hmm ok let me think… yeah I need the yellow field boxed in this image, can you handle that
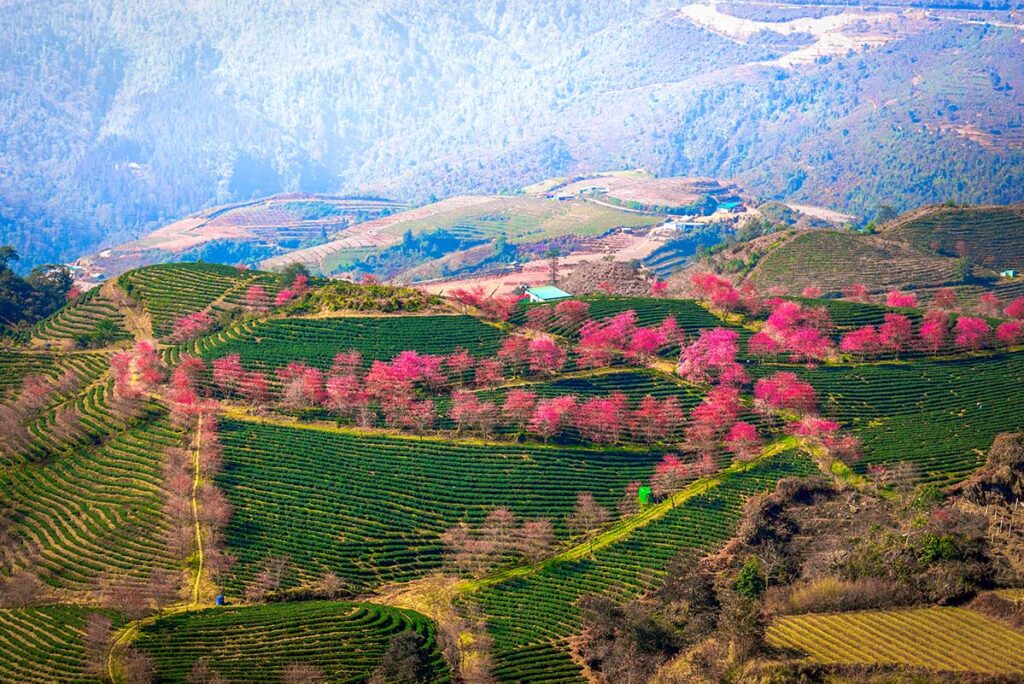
[767,607,1024,675]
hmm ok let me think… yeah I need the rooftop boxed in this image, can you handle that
[526,285,572,301]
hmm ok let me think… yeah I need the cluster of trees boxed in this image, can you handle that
[673,320,860,468]
[441,508,556,576]
[455,388,688,446]
[748,300,834,363]
[111,341,164,399]
[0,246,74,335]
[839,296,1024,358]
[163,412,235,589]
[442,494,619,578]
[690,273,762,314]
[449,286,522,322]
[0,370,82,456]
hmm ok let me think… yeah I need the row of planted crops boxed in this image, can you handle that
[197,314,506,370]
[0,605,122,683]
[118,262,278,338]
[133,601,451,683]
[31,288,132,346]
[475,450,816,683]
[0,402,182,594]
[781,351,1024,483]
[215,418,666,594]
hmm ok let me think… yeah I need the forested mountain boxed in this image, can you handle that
[2,0,1024,269]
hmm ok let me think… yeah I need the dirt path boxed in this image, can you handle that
[190,416,205,606]
[101,280,154,342]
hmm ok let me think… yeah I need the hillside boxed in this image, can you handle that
[679,203,1024,299]
[259,192,663,277]
[3,2,1024,270]
[885,204,1024,272]
[747,230,962,294]
[74,195,405,283]
[1,260,1024,681]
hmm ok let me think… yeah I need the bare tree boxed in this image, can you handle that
[98,574,150,620]
[186,658,228,684]
[121,647,155,684]
[146,567,181,609]
[440,523,496,576]
[315,571,346,599]
[566,493,610,536]
[517,519,556,563]
[245,556,293,602]
[83,613,113,678]
[481,508,518,556]
[0,570,41,608]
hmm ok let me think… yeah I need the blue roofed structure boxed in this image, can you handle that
[525,285,572,302]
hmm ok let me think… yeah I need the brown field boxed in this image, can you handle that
[415,232,663,296]
[118,195,406,255]
[767,606,1024,675]
[264,194,661,273]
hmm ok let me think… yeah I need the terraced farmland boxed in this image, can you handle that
[767,607,1024,675]
[512,294,742,350]
[0,407,183,593]
[791,297,921,334]
[31,288,131,346]
[216,418,665,593]
[475,450,816,683]
[0,605,122,683]
[887,204,1024,272]
[747,231,959,294]
[0,350,63,398]
[119,262,277,338]
[481,369,703,405]
[134,601,450,683]
[201,315,505,370]
[787,351,1024,483]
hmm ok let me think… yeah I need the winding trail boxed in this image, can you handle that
[107,416,206,682]
[190,415,205,606]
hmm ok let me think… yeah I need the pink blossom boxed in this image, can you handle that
[839,326,881,356]
[954,316,991,351]
[527,337,567,375]
[996,321,1024,347]
[1006,297,1024,320]
[886,290,918,308]
[275,289,297,307]
[753,372,817,415]
[528,396,578,440]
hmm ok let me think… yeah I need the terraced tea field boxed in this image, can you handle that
[119,263,278,338]
[0,605,122,683]
[0,349,78,398]
[512,294,743,351]
[216,418,664,593]
[201,314,506,370]
[788,351,1024,482]
[134,601,450,683]
[747,231,958,294]
[0,407,183,593]
[767,607,1024,675]
[475,451,816,683]
[887,204,1024,272]
[31,288,131,346]
[480,369,703,405]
